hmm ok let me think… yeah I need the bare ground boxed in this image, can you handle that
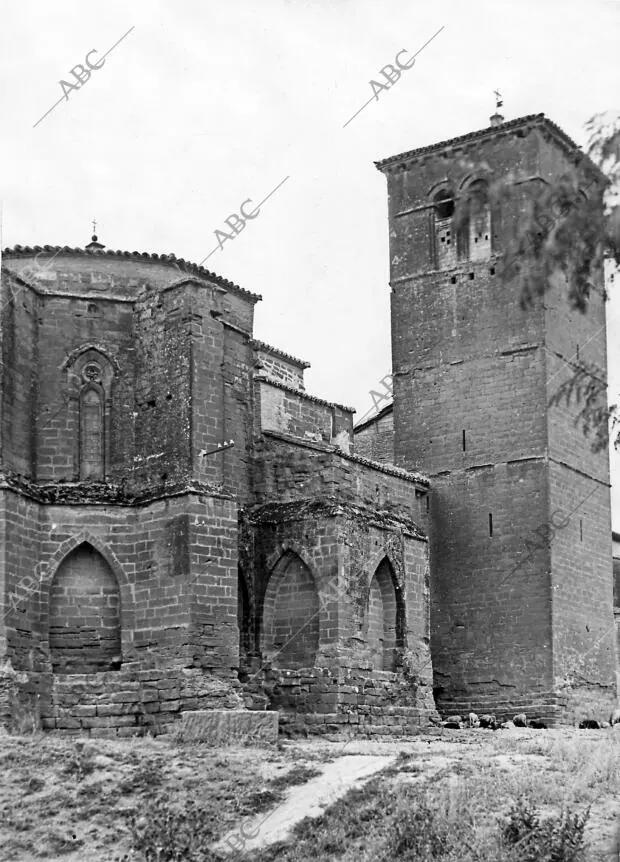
[0,726,619,860]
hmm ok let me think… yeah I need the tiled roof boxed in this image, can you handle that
[262,429,430,487]
[354,402,394,432]
[251,339,310,369]
[375,113,603,178]
[1,244,262,303]
[254,375,354,413]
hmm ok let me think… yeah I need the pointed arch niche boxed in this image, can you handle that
[261,551,319,669]
[49,542,121,674]
[364,557,403,671]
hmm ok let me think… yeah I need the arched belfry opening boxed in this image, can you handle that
[464,178,491,261]
[49,543,121,674]
[364,558,403,671]
[262,551,319,669]
[432,187,457,269]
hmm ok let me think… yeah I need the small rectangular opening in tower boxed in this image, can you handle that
[462,430,466,451]
[580,519,583,542]
[489,513,493,536]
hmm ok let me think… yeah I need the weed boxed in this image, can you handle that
[119,759,164,795]
[270,764,322,790]
[501,797,590,861]
[128,795,222,861]
[63,742,96,781]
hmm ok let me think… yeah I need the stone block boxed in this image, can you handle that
[178,709,278,745]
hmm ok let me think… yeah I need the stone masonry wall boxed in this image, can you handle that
[381,116,615,721]
[256,379,353,453]
[354,408,394,465]
[253,343,306,391]
[0,482,242,732]
[0,273,38,477]
[253,433,429,533]
[240,500,437,729]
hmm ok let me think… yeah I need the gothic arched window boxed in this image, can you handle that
[79,362,105,480]
[62,346,116,482]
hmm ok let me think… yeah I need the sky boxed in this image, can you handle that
[1,0,620,523]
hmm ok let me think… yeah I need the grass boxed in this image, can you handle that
[0,728,619,860]
[0,734,308,861]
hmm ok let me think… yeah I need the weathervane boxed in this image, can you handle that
[91,217,97,236]
[494,89,503,110]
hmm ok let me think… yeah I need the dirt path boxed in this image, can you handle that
[215,753,395,854]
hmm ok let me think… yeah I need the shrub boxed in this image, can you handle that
[501,797,590,861]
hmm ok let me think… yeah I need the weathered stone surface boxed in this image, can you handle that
[178,709,278,745]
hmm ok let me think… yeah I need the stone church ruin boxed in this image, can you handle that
[0,112,617,739]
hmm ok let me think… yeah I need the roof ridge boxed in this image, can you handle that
[251,338,311,369]
[375,113,602,179]
[255,374,354,413]
[2,244,262,303]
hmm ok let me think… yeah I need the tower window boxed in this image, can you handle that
[462,430,466,451]
[489,513,493,537]
[464,179,492,262]
[434,190,455,220]
[433,188,457,270]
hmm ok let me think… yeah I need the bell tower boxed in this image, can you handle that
[376,113,616,723]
